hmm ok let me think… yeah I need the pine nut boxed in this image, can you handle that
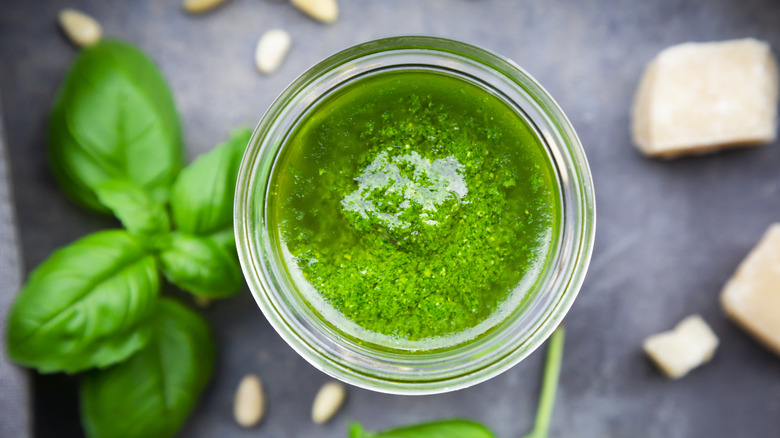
[183,0,229,14]
[233,374,265,427]
[58,9,102,47]
[312,381,346,424]
[255,29,292,74]
[291,0,339,24]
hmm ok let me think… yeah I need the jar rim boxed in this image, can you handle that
[234,36,596,395]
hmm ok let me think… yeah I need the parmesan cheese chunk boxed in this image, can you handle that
[632,39,779,158]
[643,315,719,379]
[721,224,780,357]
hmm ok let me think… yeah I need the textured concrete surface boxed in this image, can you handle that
[2,0,780,437]
[0,96,31,438]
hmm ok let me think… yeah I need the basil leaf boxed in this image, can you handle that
[95,179,171,248]
[6,230,159,374]
[159,232,242,298]
[349,420,496,438]
[48,39,183,213]
[350,423,376,438]
[80,298,214,438]
[170,128,251,237]
[208,227,238,255]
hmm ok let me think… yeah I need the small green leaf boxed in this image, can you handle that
[170,127,251,237]
[208,227,238,255]
[48,39,183,213]
[159,232,242,298]
[5,230,159,374]
[349,423,375,438]
[350,420,496,438]
[80,298,214,438]
[94,179,171,247]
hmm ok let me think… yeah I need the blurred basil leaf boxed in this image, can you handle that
[349,420,497,438]
[95,179,171,248]
[6,230,159,374]
[170,128,251,239]
[159,232,242,298]
[48,39,183,213]
[80,298,214,438]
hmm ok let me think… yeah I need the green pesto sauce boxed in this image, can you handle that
[271,70,559,345]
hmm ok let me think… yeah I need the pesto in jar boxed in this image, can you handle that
[270,70,559,347]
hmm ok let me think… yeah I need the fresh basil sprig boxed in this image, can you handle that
[48,39,183,213]
[6,230,159,373]
[80,298,214,438]
[348,327,566,438]
[6,39,251,438]
[6,123,247,372]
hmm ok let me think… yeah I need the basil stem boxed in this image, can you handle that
[523,326,565,438]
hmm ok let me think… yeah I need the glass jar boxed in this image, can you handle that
[234,36,595,395]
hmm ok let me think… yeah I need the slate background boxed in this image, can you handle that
[0,90,31,437]
[1,0,780,437]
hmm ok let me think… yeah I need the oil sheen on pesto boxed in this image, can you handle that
[271,70,558,346]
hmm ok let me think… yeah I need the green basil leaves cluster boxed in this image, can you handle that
[5,40,251,438]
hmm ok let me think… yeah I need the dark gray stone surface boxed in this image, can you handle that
[2,0,780,437]
[0,94,32,437]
